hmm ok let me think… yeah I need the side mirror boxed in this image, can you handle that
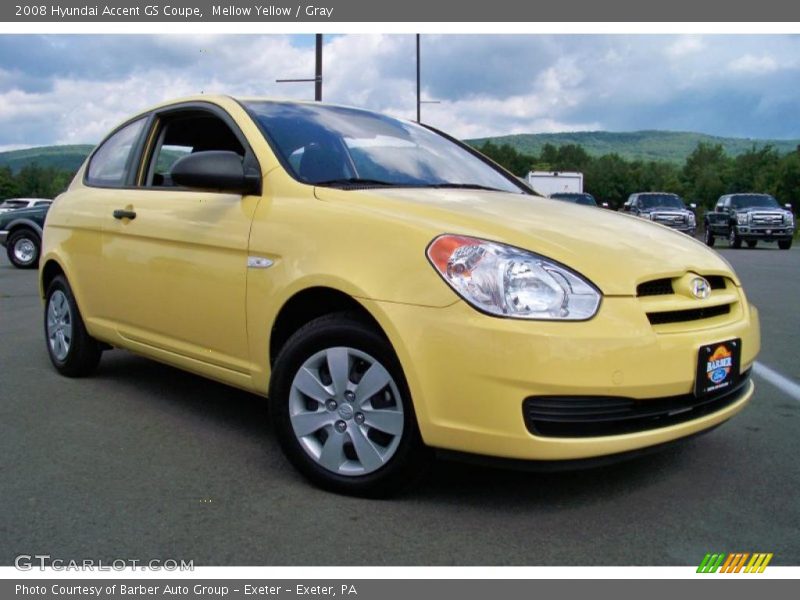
[601,202,609,208]
[785,203,793,210]
[170,151,260,195]
[689,203,697,210]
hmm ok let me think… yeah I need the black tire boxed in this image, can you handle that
[746,240,757,249]
[269,312,430,497]
[728,227,742,249]
[6,229,41,269]
[704,225,715,247]
[44,275,102,377]
[778,239,793,250]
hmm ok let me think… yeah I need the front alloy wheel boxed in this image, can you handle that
[270,312,428,496]
[289,346,405,476]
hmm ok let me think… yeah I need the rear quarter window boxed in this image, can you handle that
[85,118,147,187]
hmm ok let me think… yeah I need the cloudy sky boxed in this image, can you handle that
[0,34,799,150]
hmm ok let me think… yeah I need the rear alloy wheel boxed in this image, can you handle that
[6,229,40,269]
[746,240,757,249]
[704,226,715,247]
[778,239,793,250]
[729,227,742,249]
[270,313,429,497]
[44,275,102,377]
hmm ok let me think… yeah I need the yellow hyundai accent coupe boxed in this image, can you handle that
[40,96,759,496]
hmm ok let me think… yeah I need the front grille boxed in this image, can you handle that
[637,278,674,297]
[522,370,750,438]
[705,275,727,290]
[654,213,686,226]
[637,275,727,298]
[647,304,730,325]
[751,213,783,225]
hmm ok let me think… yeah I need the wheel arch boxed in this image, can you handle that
[4,218,43,238]
[269,286,387,367]
[40,258,66,299]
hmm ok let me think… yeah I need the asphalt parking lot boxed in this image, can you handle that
[1,246,798,566]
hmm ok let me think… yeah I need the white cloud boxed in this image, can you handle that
[665,36,705,58]
[1,34,800,147]
[728,54,780,74]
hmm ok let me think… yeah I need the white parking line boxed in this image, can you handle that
[753,362,800,402]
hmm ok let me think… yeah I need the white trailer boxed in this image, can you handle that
[527,171,584,196]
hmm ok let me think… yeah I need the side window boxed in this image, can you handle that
[86,118,146,187]
[146,113,245,187]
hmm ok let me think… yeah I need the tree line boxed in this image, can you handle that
[0,164,76,201]
[3,142,800,211]
[475,140,800,209]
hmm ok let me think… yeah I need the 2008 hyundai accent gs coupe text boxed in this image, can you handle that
[40,96,760,496]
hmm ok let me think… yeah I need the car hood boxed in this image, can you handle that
[315,187,737,296]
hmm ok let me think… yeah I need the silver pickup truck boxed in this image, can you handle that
[620,192,697,236]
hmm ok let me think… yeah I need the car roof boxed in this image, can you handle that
[103,95,409,141]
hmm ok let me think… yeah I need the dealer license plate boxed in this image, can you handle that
[695,339,741,397]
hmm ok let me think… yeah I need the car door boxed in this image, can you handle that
[100,104,263,384]
[59,116,150,325]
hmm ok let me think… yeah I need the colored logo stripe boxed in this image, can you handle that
[697,553,725,573]
[698,553,773,573]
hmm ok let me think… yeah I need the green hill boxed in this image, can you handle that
[467,130,800,163]
[3,131,800,174]
[0,145,93,173]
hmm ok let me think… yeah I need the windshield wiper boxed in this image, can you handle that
[313,178,402,187]
[425,183,505,192]
[313,179,507,192]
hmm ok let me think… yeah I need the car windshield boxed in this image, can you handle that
[730,194,780,209]
[638,194,684,209]
[243,101,525,194]
[551,193,597,206]
[0,200,28,209]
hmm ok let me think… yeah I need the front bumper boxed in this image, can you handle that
[736,226,794,241]
[364,290,759,462]
[0,230,8,246]
[671,225,697,236]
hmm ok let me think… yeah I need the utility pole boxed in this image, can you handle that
[315,33,323,101]
[416,34,421,123]
[277,34,323,101]
[416,34,440,123]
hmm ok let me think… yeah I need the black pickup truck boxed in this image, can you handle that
[704,193,795,250]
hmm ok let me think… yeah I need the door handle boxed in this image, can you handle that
[113,209,136,220]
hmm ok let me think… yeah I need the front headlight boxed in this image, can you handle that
[648,213,657,220]
[737,213,749,225]
[688,212,696,225]
[427,234,602,320]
